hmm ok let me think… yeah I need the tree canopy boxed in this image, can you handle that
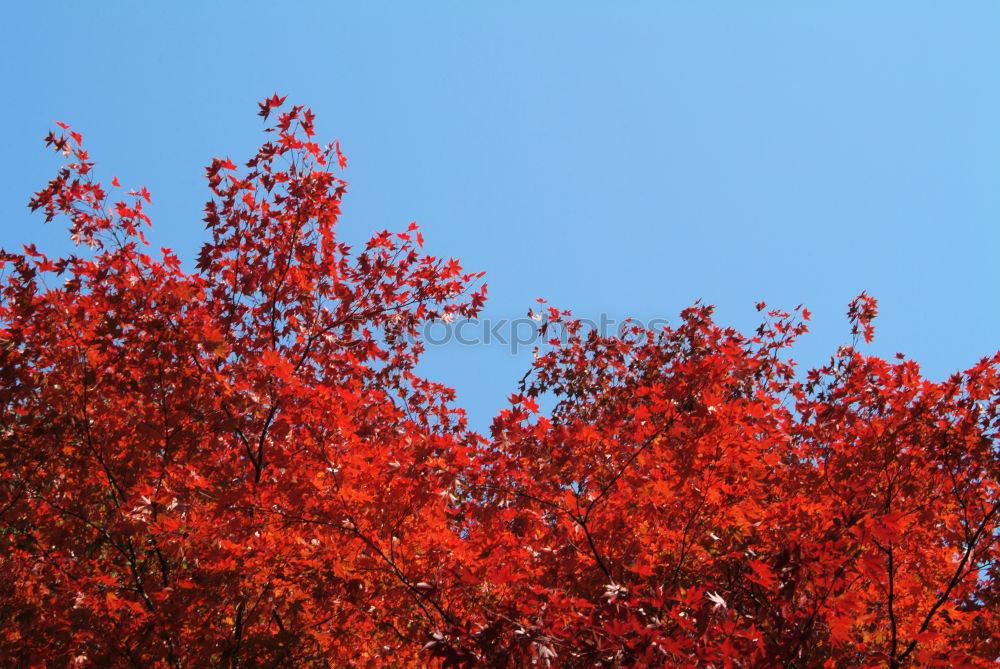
[1,97,997,667]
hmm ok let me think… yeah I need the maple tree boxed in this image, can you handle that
[0,97,997,667]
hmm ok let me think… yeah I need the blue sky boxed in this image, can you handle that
[3,2,999,431]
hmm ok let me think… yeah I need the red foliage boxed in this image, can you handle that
[1,98,997,667]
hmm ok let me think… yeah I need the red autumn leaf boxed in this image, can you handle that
[746,560,778,589]
[334,139,348,169]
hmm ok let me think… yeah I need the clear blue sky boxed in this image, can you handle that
[3,2,999,431]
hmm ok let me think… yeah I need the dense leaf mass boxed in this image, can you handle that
[1,99,997,667]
